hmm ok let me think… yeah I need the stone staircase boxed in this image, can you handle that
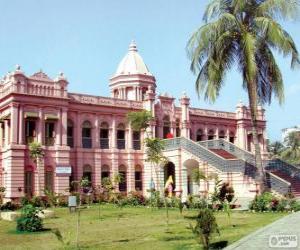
[164,138,300,198]
[209,149,237,159]
[270,170,300,197]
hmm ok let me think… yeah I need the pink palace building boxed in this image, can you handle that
[0,41,271,201]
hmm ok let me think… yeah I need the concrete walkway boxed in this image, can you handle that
[225,212,300,250]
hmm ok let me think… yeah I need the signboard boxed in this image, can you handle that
[56,166,72,176]
[68,196,77,207]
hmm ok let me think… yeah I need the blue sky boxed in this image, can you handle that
[0,0,299,141]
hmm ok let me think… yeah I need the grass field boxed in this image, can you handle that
[0,204,285,250]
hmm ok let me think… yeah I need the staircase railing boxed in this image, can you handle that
[266,172,291,195]
[164,137,246,173]
[265,159,300,180]
[199,139,256,166]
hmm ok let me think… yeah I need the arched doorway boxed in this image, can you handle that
[164,162,176,190]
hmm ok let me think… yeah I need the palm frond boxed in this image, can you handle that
[257,0,300,20]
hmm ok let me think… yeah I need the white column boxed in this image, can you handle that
[4,120,9,146]
[61,108,67,146]
[111,118,116,149]
[56,109,62,146]
[10,104,19,145]
[37,108,43,144]
[128,125,133,150]
[18,105,24,144]
[76,112,81,147]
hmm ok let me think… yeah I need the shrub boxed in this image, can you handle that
[146,190,164,208]
[249,192,274,211]
[57,195,68,207]
[186,195,208,209]
[290,200,300,212]
[190,208,219,250]
[0,201,20,211]
[16,204,43,232]
[0,186,5,205]
[123,192,146,206]
[21,196,31,207]
[31,196,44,208]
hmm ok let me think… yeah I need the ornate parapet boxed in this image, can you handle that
[189,107,236,119]
[68,93,143,109]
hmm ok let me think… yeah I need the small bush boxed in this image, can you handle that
[16,205,43,232]
[146,190,164,208]
[0,201,20,211]
[186,195,208,209]
[190,208,219,250]
[249,192,274,211]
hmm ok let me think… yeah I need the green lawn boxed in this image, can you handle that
[0,205,285,250]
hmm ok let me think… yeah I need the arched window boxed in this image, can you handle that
[229,132,235,143]
[135,165,143,191]
[219,130,225,139]
[175,119,181,137]
[208,129,215,140]
[117,123,126,149]
[114,89,119,98]
[101,165,110,180]
[45,120,56,146]
[45,166,54,192]
[100,122,109,149]
[82,121,92,148]
[83,164,92,185]
[133,131,141,150]
[25,119,36,144]
[118,165,127,192]
[67,119,74,148]
[163,116,170,138]
[196,129,203,141]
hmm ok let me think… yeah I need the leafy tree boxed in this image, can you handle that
[127,110,168,193]
[282,131,300,164]
[187,0,300,194]
[268,141,284,159]
[29,141,44,196]
[127,110,152,131]
[190,208,220,250]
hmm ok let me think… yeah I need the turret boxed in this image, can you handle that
[109,41,156,101]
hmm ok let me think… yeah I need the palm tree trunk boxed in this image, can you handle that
[247,80,266,194]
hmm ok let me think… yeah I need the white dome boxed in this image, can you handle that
[115,41,152,76]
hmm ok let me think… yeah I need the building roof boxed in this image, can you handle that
[115,41,152,76]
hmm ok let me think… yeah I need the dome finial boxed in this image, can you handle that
[129,40,137,52]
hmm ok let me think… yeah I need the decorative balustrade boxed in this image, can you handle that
[164,137,246,173]
[266,159,300,179]
[266,172,291,195]
[68,93,143,109]
[0,82,66,99]
[199,139,256,166]
[189,108,236,119]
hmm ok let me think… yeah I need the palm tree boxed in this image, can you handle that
[29,141,44,196]
[282,131,300,164]
[187,0,300,193]
[268,140,284,159]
